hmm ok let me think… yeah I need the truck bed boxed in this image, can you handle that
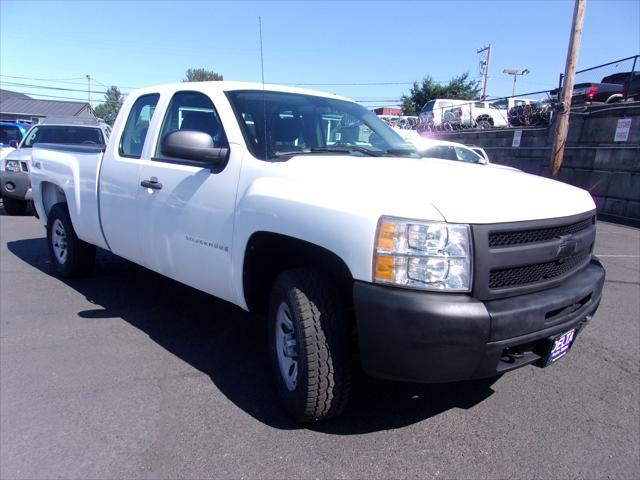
[30,143,109,250]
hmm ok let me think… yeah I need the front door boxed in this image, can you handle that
[135,90,241,304]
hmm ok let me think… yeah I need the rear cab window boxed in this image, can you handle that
[119,94,160,158]
[21,125,105,147]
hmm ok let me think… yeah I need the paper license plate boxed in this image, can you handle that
[548,329,576,364]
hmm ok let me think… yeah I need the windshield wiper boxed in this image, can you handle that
[309,146,382,157]
[273,146,382,158]
[384,147,418,157]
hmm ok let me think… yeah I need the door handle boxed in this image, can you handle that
[140,177,162,190]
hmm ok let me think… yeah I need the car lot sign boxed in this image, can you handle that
[512,129,523,147]
[614,118,632,142]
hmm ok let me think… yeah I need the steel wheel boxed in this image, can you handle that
[51,218,68,264]
[275,302,298,391]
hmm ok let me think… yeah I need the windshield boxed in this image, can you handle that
[0,125,23,145]
[420,100,435,113]
[22,125,104,148]
[226,90,417,160]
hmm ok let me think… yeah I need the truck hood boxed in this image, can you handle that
[4,148,32,162]
[282,155,595,224]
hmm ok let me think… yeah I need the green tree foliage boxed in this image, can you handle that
[401,72,481,115]
[183,68,224,82]
[93,86,124,126]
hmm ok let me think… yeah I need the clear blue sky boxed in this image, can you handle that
[1,0,638,109]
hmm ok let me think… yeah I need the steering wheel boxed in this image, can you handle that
[82,140,97,145]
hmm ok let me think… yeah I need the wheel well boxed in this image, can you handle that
[243,232,354,314]
[41,182,66,219]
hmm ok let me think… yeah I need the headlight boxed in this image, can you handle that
[373,217,472,291]
[5,160,21,173]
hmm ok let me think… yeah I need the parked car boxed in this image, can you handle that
[0,117,109,215]
[601,71,640,101]
[30,81,604,422]
[393,129,488,164]
[0,121,29,163]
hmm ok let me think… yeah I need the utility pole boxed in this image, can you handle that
[550,0,587,178]
[477,44,492,100]
[86,74,92,107]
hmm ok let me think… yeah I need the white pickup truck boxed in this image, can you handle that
[30,81,605,422]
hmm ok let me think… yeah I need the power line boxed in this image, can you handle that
[0,74,87,83]
[0,81,112,95]
[7,91,124,105]
[291,81,415,86]
[0,75,137,91]
[91,78,139,90]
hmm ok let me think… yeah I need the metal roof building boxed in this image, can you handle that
[0,89,94,123]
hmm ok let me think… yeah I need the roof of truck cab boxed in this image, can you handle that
[130,81,353,102]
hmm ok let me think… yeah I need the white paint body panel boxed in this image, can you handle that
[29,81,596,311]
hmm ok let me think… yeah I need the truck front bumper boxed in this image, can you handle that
[353,258,605,383]
[0,170,31,201]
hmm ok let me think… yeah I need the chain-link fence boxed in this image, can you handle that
[379,55,639,133]
[559,55,639,102]
[379,89,557,133]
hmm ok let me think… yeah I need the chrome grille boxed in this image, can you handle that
[489,216,594,248]
[489,248,591,289]
[471,211,596,300]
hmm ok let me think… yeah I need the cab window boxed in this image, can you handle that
[155,91,228,162]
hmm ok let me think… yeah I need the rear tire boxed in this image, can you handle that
[46,203,95,278]
[2,197,28,215]
[268,268,351,422]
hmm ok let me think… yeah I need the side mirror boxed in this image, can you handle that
[9,140,18,149]
[161,130,228,165]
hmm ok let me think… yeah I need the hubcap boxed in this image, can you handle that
[51,219,68,264]
[275,302,298,391]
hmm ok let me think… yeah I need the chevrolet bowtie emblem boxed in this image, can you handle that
[556,235,577,262]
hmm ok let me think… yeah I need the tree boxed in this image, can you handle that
[401,72,480,115]
[93,86,124,126]
[182,68,224,82]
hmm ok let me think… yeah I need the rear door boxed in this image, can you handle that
[100,93,160,262]
[135,90,242,303]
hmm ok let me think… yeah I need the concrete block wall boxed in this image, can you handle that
[426,104,640,225]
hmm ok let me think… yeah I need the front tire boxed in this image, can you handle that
[46,203,95,277]
[2,197,28,215]
[268,269,351,422]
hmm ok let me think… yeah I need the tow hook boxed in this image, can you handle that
[501,347,525,364]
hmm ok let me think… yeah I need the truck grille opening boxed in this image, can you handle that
[489,248,591,289]
[488,216,594,248]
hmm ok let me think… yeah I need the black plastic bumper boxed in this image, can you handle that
[353,258,605,383]
[0,170,31,201]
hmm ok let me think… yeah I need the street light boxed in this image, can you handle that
[503,68,530,97]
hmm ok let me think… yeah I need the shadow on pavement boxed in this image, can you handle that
[7,237,497,434]
[0,199,33,217]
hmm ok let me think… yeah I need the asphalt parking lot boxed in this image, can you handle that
[1,200,638,479]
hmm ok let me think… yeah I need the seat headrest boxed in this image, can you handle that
[272,116,302,143]
[181,110,219,139]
